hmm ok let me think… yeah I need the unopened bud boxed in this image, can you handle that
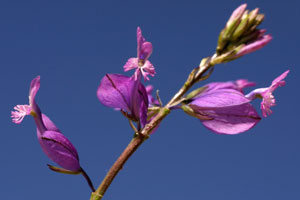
[215,4,270,61]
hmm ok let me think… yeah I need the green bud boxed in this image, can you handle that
[247,8,259,28]
[232,11,249,41]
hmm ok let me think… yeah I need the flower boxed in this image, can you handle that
[245,70,289,117]
[11,76,81,172]
[183,71,289,134]
[97,73,149,128]
[123,27,155,81]
[186,88,261,135]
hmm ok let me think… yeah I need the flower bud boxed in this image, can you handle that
[216,4,271,60]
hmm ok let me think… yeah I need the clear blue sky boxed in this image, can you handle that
[1,0,299,199]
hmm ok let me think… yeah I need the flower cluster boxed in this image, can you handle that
[10,4,289,199]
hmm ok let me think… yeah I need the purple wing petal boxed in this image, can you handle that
[97,74,134,112]
[190,89,250,109]
[41,114,60,132]
[138,83,149,127]
[200,103,261,134]
[140,41,153,61]
[38,130,80,171]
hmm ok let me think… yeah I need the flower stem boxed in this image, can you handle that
[81,168,96,192]
[90,134,146,200]
[90,56,217,199]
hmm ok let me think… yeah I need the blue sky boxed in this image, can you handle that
[1,0,299,199]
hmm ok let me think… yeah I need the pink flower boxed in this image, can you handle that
[123,27,155,81]
[245,70,289,117]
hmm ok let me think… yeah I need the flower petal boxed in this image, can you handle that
[123,58,139,72]
[190,89,250,109]
[235,34,272,57]
[97,73,148,125]
[39,130,80,171]
[200,103,261,134]
[29,76,41,106]
[140,41,153,61]
[97,74,134,112]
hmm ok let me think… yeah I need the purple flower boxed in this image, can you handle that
[245,70,289,117]
[97,73,149,128]
[188,88,261,135]
[11,76,81,172]
[123,27,155,81]
[185,71,289,134]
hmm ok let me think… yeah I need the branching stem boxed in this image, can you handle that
[90,56,217,200]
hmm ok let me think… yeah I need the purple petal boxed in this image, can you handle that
[140,41,153,61]
[97,74,148,125]
[202,82,237,94]
[29,76,41,107]
[190,89,250,109]
[97,74,134,112]
[39,130,80,171]
[137,26,146,59]
[41,114,61,132]
[202,79,255,95]
[235,79,256,93]
[200,103,261,134]
[138,83,149,127]
[271,70,289,88]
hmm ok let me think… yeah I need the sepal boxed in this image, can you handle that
[47,164,81,175]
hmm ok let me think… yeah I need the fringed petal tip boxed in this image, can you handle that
[123,58,139,72]
[11,104,31,124]
[141,60,156,81]
[260,70,289,117]
[261,93,275,117]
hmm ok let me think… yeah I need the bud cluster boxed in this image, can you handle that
[215,4,271,63]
